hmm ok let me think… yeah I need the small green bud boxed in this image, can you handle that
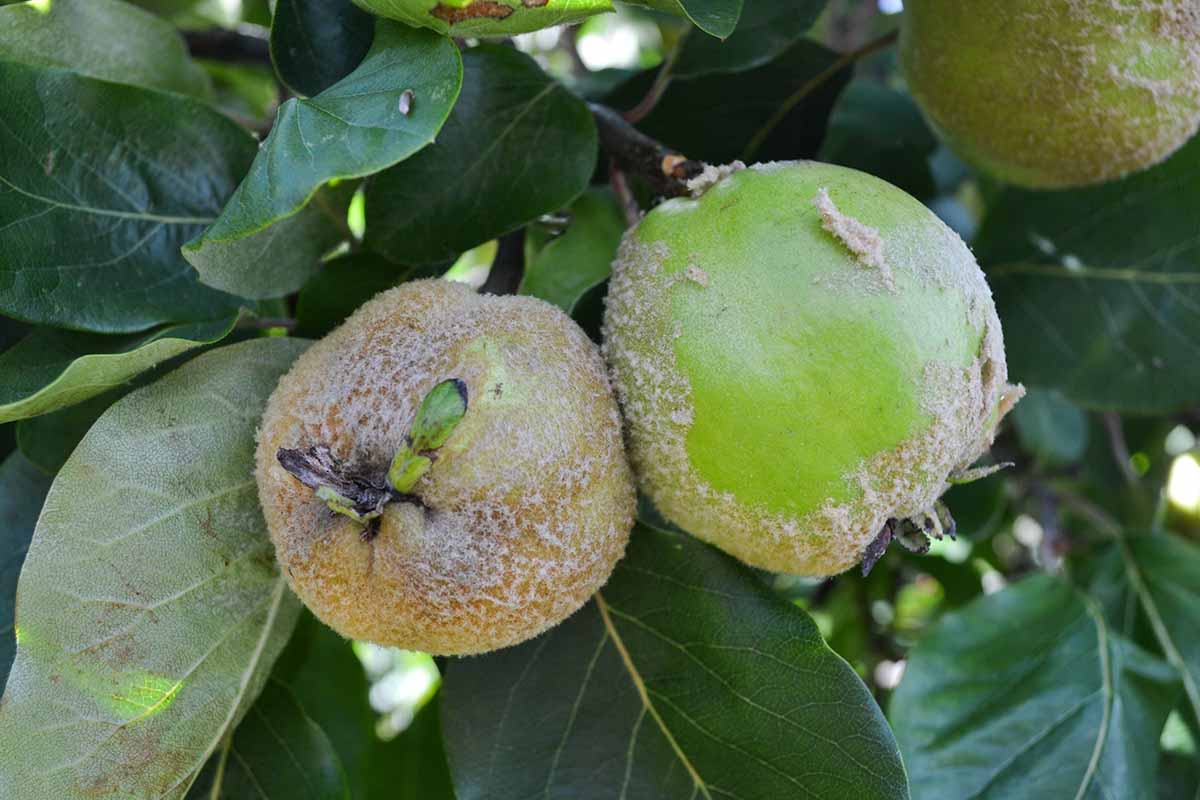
[387,378,468,494]
[410,378,468,452]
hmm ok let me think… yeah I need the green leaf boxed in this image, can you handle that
[633,0,741,39]
[271,0,374,98]
[16,388,132,475]
[351,0,613,37]
[271,613,377,799]
[201,60,281,121]
[0,452,53,689]
[374,701,456,800]
[366,45,597,265]
[1111,534,1200,732]
[130,0,271,27]
[294,254,441,339]
[892,574,1179,800]
[1157,752,1200,800]
[673,0,825,76]
[442,523,908,800]
[0,61,252,333]
[188,680,349,800]
[0,317,235,423]
[519,188,625,313]
[0,0,212,98]
[0,337,308,799]
[272,612,456,800]
[817,80,938,201]
[1011,388,1089,466]
[181,183,356,301]
[941,472,1009,541]
[184,21,462,297]
[608,39,847,165]
[975,136,1200,413]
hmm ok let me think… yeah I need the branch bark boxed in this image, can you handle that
[589,103,704,199]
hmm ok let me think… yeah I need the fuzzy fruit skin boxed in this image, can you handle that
[603,162,1018,577]
[256,279,635,655]
[900,0,1200,189]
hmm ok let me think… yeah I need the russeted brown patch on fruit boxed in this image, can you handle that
[256,280,635,655]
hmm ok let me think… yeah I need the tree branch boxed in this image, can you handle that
[590,103,704,199]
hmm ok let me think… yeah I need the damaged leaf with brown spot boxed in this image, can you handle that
[351,0,613,36]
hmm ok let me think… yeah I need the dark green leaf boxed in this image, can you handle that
[609,39,847,165]
[271,612,456,800]
[201,60,281,121]
[189,680,349,800]
[182,183,356,301]
[1111,534,1200,730]
[294,254,442,339]
[519,188,625,313]
[271,612,377,799]
[892,574,1179,800]
[817,80,938,200]
[0,452,53,690]
[271,0,374,98]
[1011,388,1089,465]
[0,317,28,354]
[0,338,307,799]
[941,472,1009,542]
[638,0,741,39]
[975,136,1200,413]
[371,701,455,800]
[1157,752,1200,800]
[0,0,212,98]
[0,62,251,333]
[673,0,825,77]
[351,0,612,37]
[0,317,235,423]
[366,45,597,265]
[442,523,908,800]
[184,22,462,297]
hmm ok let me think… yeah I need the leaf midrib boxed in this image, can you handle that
[594,592,714,800]
[0,174,216,225]
[1117,538,1200,719]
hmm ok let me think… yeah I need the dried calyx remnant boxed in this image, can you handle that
[277,378,468,538]
[860,460,1014,576]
